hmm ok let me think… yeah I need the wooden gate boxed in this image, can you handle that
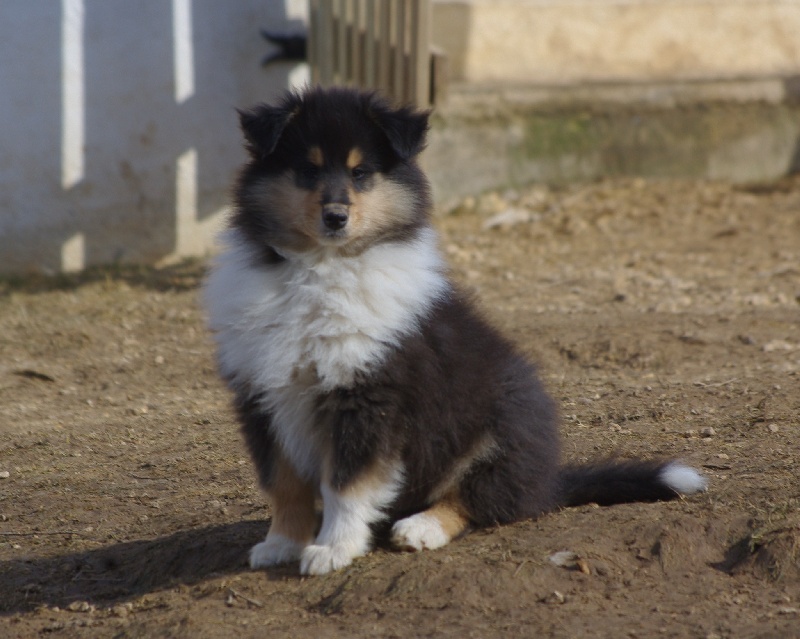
[308,0,442,106]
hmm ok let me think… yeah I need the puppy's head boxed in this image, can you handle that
[234,87,431,256]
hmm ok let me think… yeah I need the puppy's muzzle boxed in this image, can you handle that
[322,203,349,231]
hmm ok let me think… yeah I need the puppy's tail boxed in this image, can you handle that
[557,459,707,508]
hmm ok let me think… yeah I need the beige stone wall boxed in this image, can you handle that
[434,0,800,84]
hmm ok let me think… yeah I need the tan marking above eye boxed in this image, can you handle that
[308,146,324,167]
[346,148,364,171]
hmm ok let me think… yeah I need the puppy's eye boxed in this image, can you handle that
[351,165,372,181]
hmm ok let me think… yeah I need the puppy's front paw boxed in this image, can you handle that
[391,513,449,551]
[249,533,307,569]
[300,544,357,575]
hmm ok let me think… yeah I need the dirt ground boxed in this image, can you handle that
[1,177,799,638]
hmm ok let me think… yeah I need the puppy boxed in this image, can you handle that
[203,87,706,576]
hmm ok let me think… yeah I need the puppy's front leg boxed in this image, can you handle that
[300,462,403,575]
[250,454,317,568]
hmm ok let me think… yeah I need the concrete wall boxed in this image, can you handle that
[0,0,308,275]
[433,0,800,85]
[426,0,800,205]
[425,80,800,206]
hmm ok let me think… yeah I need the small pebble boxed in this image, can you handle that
[67,601,94,613]
[548,551,578,568]
[0,471,9,479]
[482,208,533,230]
[700,427,716,438]
[763,339,795,353]
[768,423,779,433]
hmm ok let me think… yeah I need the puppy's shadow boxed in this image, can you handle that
[0,520,292,615]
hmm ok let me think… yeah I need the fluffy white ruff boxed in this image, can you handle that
[659,462,708,495]
[204,227,449,479]
[250,532,307,568]
[301,465,404,575]
[391,512,450,551]
[205,226,448,392]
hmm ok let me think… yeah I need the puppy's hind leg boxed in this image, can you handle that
[250,455,317,569]
[391,494,472,552]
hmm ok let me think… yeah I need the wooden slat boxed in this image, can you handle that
[350,0,364,86]
[335,0,347,84]
[392,0,406,101]
[308,0,319,84]
[364,0,377,89]
[430,46,449,104]
[410,0,431,105]
[377,0,392,96]
[317,0,335,85]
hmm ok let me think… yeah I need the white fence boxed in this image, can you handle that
[0,0,308,275]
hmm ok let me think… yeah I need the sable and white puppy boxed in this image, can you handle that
[204,87,706,576]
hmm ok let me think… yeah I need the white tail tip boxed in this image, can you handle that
[659,462,708,495]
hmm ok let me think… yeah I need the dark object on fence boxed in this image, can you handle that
[261,30,307,65]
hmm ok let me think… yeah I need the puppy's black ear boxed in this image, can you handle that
[237,103,295,159]
[371,102,430,161]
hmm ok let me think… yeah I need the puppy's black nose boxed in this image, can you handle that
[322,204,349,231]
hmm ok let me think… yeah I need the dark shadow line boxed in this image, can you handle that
[0,258,208,297]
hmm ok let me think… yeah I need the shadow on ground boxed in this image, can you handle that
[0,520,284,614]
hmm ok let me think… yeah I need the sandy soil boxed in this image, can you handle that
[1,178,799,638]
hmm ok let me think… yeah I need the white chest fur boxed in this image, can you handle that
[203,227,449,477]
